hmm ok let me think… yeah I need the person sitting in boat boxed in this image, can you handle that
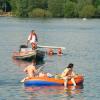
[61,63,76,89]
[27,30,38,50]
[21,60,37,82]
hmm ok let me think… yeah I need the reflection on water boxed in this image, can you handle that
[12,58,45,68]
[12,58,31,67]
[24,85,84,100]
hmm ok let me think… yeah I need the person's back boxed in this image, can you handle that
[20,61,37,82]
[24,64,36,77]
[25,60,37,77]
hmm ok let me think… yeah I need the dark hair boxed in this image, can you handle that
[67,63,74,68]
[32,30,35,32]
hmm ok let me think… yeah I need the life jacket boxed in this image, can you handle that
[30,32,38,42]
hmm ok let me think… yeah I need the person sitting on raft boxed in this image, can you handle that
[21,60,53,82]
[21,60,37,82]
[60,63,76,89]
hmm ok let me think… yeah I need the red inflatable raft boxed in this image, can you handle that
[24,75,84,86]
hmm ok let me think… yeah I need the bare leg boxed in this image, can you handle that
[20,77,28,83]
[63,77,68,89]
[71,78,76,86]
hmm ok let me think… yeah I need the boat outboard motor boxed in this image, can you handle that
[19,45,28,52]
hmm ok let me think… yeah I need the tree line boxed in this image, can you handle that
[0,0,100,18]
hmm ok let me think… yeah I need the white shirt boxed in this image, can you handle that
[28,33,36,43]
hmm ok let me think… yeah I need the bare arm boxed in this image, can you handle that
[27,33,31,46]
[24,68,27,73]
[61,68,68,77]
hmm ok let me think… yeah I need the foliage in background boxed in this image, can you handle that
[48,0,65,17]
[64,1,78,18]
[0,0,100,18]
[28,8,52,17]
[79,5,96,18]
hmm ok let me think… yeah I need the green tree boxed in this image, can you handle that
[48,0,65,17]
[27,0,34,12]
[64,1,78,17]
[15,0,28,17]
[28,8,52,17]
[0,0,3,9]
[79,5,96,18]
[77,0,93,9]
[77,0,93,4]
[95,5,100,17]
[2,0,99,18]
[31,0,48,9]
[10,0,17,13]
[27,0,48,17]
[0,0,11,12]
[94,0,100,6]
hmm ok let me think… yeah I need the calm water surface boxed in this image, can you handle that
[0,17,100,100]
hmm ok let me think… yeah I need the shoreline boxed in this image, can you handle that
[0,12,13,17]
[0,12,99,19]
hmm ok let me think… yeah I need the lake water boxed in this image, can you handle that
[0,17,100,100]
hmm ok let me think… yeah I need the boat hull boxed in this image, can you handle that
[24,75,84,86]
[13,50,45,61]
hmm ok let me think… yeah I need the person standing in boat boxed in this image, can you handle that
[27,30,38,50]
[61,63,76,89]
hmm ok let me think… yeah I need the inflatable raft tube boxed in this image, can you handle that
[24,75,84,86]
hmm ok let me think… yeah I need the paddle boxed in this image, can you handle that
[35,65,45,75]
